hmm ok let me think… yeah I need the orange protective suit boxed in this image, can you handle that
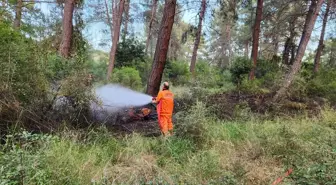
[156,90,174,135]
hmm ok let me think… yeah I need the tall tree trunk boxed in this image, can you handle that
[190,0,206,73]
[273,34,279,55]
[314,0,330,73]
[283,17,297,65]
[146,0,176,96]
[122,0,130,40]
[226,24,232,66]
[245,40,249,57]
[0,0,7,22]
[249,0,263,80]
[14,0,23,29]
[106,0,126,80]
[274,0,323,101]
[282,38,291,64]
[59,0,76,58]
[145,0,158,55]
[289,43,296,65]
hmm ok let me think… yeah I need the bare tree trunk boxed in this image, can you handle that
[273,34,279,55]
[106,0,126,80]
[190,0,206,73]
[245,40,249,57]
[314,0,330,73]
[226,24,232,65]
[145,0,158,54]
[14,0,23,29]
[282,16,297,65]
[249,0,263,80]
[146,0,176,96]
[289,43,296,65]
[59,0,76,58]
[0,0,7,22]
[274,0,323,101]
[123,0,130,40]
[282,38,291,64]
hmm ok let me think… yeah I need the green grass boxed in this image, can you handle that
[1,104,336,185]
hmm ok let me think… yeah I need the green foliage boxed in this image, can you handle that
[87,59,107,82]
[0,23,48,105]
[136,58,152,84]
[164,60,191,86]
[254,58,281,79]
[0,131,59,185]
[115,37,146,68]
[229,57,252,86]
[44,54,85,81]
[2,107,336,184]
[174,102,212,148]
[194,61,232,88]
[111,67,142,90]
[307,68,336,103]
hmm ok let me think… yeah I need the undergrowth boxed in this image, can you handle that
[1,103,335,185]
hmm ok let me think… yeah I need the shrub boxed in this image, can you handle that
[115,37,146,68]
[229,57,252,86]
[174,102,211,148]
[111,67,142,90]
[54,70,96,127]
[164,60,191,86]
[0,23,48,105]
[307,68,336,104]
[194,61,230,88]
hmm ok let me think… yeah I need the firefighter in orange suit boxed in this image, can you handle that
[152,82,174,136]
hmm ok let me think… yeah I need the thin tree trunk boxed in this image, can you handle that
[314,0,330,73]
[59,0,76,58]
[274,0,323,101]
[14,0,23,29]
[106,0,126,80]
[283,17,297,65]
[282,38,291,64]
[190,0,206,73]
[249,0,263,80]
[273,34,279,55]
[226,24,232,65]
[145,0,158,54]
[0,0,6,22]
[289,43,296,65]
[146,0,176,96]
[123,0,130,40]
[245,40,249,57]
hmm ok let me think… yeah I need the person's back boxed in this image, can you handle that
[152,82,174,136]
[157,90,174,116]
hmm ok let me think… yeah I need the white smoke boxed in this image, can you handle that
[90,84,153,122]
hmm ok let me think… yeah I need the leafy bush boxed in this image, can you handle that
[174,102,212,148]
[229,57,252,86]
[54,70,96,127]
[111,67,142,90]
[0,23,48,105]
[307,68,336,104]
[194,61,230,88]
[115,37,146,68]
[136,58,152,84]
[164,60,191,86]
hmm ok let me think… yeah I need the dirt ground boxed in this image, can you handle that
[206,91,326,120]
[109,120,162,137]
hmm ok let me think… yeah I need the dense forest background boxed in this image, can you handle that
[1,0,336,184]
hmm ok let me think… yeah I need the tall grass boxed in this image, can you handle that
[1,104,335,184]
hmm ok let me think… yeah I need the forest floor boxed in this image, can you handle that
[1,90,335,184]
